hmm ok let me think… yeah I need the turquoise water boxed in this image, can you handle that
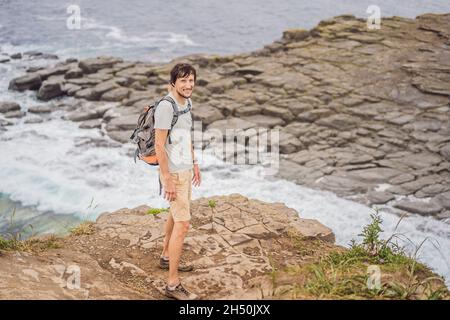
[0,192,83,239]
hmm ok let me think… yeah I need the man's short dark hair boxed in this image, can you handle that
[170,63,197,86]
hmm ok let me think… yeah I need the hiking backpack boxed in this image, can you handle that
[129,95,192,166]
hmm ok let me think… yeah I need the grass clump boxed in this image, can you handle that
[70,221,96,236]
[279,210,449,300]
[0,234,62,252]
[146,208,168,216]
[0,207,64,252]
[0,207,34,251]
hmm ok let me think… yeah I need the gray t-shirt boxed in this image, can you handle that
[154,92,193,173]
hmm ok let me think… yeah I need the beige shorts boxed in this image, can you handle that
[161,170,192,222]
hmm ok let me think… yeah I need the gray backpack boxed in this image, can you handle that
[129,95,192,166]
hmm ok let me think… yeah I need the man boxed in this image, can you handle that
[154,63,201,300]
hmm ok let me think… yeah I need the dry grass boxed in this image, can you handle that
[69,221,96,236]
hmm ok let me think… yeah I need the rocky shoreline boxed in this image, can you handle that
[0,194,449,300]
[1,13,450,221]
[0,194,336,299]
[1,194,448,300]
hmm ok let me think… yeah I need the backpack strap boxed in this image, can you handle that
[133,148,140,164]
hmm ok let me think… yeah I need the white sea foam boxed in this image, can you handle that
[83,18,196,47]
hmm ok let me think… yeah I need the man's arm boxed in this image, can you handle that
[191,144,201,187]
[154,100,176,200]
[155,129,176,201]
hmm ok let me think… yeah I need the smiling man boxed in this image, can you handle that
[154,63,201,300]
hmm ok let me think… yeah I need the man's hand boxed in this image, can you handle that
[163,175,177,201]
[192,164,201,187]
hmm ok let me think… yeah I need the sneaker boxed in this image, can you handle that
[165,283,198,300]
[159,257,194,272]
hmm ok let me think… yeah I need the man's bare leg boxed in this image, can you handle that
[161,214,174,258]
[167,221,189,285]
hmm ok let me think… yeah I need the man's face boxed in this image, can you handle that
[173,73,195,99]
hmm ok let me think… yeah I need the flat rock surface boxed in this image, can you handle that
[0,194,335,300]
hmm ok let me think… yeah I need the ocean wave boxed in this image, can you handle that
[34,15,67,21]
[83,17,197,46]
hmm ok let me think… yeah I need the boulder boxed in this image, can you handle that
[346,168,403,184]
[433,191,450,210]
[93,81,120,97]
[440,143,450,161]
[10,53,22,59]
[241,115,285,128]
[74,88,99,100]
[367,191,395,205]
[23,50,42,57]
[101,87,130,102]
[37,80,64,101]
[206,78,238,94]
[107,130,132,144]
[389,173,416,185]
[66,78,102,87]
[262,105,295,122]
[0,119,13,126]
[208,117,255,131]
[78,56,123,74]
[191,105,224,126]
[0,102,20,113]
[4,110,26,118]
[415,184,448,198]
[316,174,371,196]
[79,119,103,129]
[396,176,441,194]
[393,200,443,216]
[24,117,44,124]
[62,83,82,96]
[64,104,111,122]
[103,106,140,121]
[234,106,261,117]
[64,68,84,79]
[8,73,42,91]
[36,66,70,81]
[282,29,310,42]
[316,114,359,130]
[105,114,138,131]
[28,105,53,114]
[41,53,59,60]
[278,132,303,154]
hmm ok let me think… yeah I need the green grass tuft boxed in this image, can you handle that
[146,208,168,215]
